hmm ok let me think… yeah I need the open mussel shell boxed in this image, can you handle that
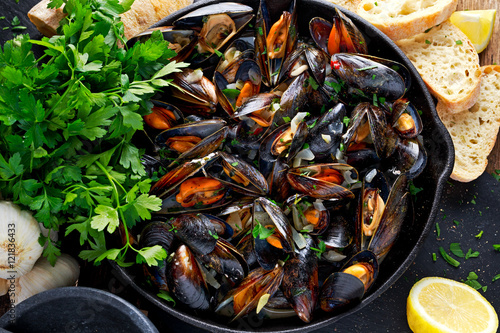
[197,238,248,286]
[255,0,298,87]
[128,27,197,62]
[214,59,262,117]
[285,195,330,235]
[310,8,367,56]
[173,3,254,28]
[174,3,254,67]
[144,100,184,132]
[233,92,280,127]
[308,17,332,55]
[287,163,357,200]
[281,236,319,323]
[150,152,219,199]
[306,103,346,160]
[167,244,211,311]
[253,197,294,270]
[367,174,410,261]
[155,119,228,167]
[355,169,390,252]
[170,68,218,116]
[217,264,284,321]
[208,151,269,196]
[340,250,379,293]
[331,53,406,102]
[216,37,256,74]
[342,102,399,160]
[278,43,328,86]
[158,176,231,214]
[391,99,423,139]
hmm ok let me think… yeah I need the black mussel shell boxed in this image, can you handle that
[167,244,211,311]
[320,272,365,313]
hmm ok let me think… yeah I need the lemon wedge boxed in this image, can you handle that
[407,277,499,333]
[450,10,496,53]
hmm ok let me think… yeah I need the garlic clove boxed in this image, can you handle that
[0,201,44,279]
[15,254,80,304]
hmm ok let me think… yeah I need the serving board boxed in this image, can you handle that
[0,0,499,332]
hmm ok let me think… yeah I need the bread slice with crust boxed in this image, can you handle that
[355,0,457,41]
[396,20,481,113]
[436,66,500,182]
[28,0,193,40]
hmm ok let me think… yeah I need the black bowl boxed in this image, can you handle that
[112,0,454,331]
[0,287,159,332]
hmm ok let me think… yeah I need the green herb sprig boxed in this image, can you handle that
[0,0,188,266]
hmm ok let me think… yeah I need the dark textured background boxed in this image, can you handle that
[0,0,499,332]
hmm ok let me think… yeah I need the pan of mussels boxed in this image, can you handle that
[111,0,454,331]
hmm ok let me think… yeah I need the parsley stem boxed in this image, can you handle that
[46,79,77,118]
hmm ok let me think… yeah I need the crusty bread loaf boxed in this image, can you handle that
[355,0,457,41]
[436,66,500,182]
[28,0,193,40]
[325,0,362,13]
[396,20,481,113]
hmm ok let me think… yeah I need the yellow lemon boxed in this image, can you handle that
[407,277,498,333]
[450,10,496,53]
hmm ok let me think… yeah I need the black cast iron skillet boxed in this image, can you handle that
[112,0,455,331]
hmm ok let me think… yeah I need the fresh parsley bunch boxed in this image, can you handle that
[0,0,188,267]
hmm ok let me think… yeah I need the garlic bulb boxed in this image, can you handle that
[0,201,44,279]
[13,254,80,303]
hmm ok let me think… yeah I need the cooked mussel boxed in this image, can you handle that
[306,103,346,161]
[253,197,294,270]
[144,100,184,131]
[172,213,218,255]
[155,119,227,166]
[286,195,330,235]
[167,244,211,311]
[170,68,218,115]
[173,3,254,66]
[331,53,407,101]
[255,0,298,87]
[320,250,378,313]
[309,8,367,56]
[287,163,358,200]
[208,151,269,196]
[217,264,284,321]
[198,238,248,286]
[214,59,262,116]
[390,99,423,139]
[281,236,318,323]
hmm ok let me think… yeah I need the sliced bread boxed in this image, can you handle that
[355,0,457,41]
[436,65,500,182]
[28,0,194,40]
[396,20,481,113]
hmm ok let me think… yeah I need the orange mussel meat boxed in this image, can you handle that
[175,177,226,208]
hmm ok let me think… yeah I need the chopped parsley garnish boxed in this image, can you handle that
[465,248,480,259]
[439,247,460,267]
[252,220,275,240]
[449,243,464,258]
[310,240,326,259]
